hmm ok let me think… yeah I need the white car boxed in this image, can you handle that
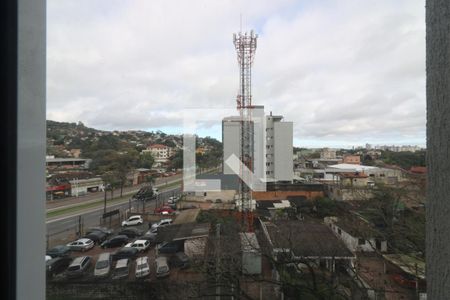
[129,239,151,253]
[45,255,52,262]
[135,256,150,279]
[66,238,95,252]
[122,215,143,227]
[167,196,179,204]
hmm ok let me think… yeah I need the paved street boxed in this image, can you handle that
[46,186,182,247]
[46,173,183,211]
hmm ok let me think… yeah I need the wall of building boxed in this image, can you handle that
[252,190,324,200]
[324,218,387,253]
[273,121,293,181]
[184,237,207,259]
[222,119,241,175]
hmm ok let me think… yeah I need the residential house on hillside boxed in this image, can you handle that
[141,144,174,166]
[343,154,361,165]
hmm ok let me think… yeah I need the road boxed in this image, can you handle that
[45,167,219,246]
[46,173,183,211]
[46,186,182,245]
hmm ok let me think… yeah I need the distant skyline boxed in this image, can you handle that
[47,0,426,148]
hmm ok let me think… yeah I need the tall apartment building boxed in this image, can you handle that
[222,108,293,182]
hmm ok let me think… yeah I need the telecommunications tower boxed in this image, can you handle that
[233,30,257,231]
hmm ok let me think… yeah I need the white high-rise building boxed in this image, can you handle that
[222,107,293,182]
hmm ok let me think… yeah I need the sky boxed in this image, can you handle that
[46,0,426,148]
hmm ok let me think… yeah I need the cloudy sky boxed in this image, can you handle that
[47,0,426,148]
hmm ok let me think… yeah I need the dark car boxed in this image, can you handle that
[118,228,144,238]
[156,240,184,254]
[46,256,73,278]
[111,247,139,261]
[46,245,72,258]
[100,235,129,249]
[169,252,190,269]
[140,233,157,245]
[83,231,107,245]
[85,227,113,236]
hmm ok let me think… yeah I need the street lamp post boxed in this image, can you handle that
[103,184,110,215]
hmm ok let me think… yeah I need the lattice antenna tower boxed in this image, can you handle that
[233,30,257,231]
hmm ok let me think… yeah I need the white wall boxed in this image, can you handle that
[223,119,240,175]
[274,122,293,181]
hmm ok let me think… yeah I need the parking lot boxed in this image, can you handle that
[47,221,200,284]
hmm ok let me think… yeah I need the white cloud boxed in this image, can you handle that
[47,0,426,147]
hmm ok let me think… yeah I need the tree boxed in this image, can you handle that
[114,150,139,197]
[426,0,450,297]
[138,152,154,169]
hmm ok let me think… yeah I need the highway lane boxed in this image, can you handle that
[46,186,182,244]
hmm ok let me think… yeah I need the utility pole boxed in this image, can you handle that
[103,185,107,214]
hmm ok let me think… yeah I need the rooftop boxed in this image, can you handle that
[156,222,210,243]
[263,221,354,259]
[328,163,378,172]
[240,232,260,252]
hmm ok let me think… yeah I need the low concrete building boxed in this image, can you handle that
[324,217,387,253]
[260,220,355,272]
[69,177,104,196]
[156,222,210,260]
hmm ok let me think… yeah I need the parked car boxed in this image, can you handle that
[65,256,92,278]
[118,227,144,238]
[140,231,157,245]
[135,256,150,279]
[85,227,113,236]
[83,231,107,245]
[155,256,170,278]
[167,196,179,204]
[111,247,139,261]
[94,252,112,278]
[122,215,144,227]
[100,235,129,249]
[46,245,72,258]
[128,239,151,253]
[46,256,73,278]
[169,252,190,269]
[156,240,184,254]
[150,218,173,231]
[154,206,175,215]
[66,238,95,252]
[112,258,131,280]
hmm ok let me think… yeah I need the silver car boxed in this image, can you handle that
[65,256,92,278]
[94,253,112,277]
[155,256,170,278]
[66,238,94,252]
